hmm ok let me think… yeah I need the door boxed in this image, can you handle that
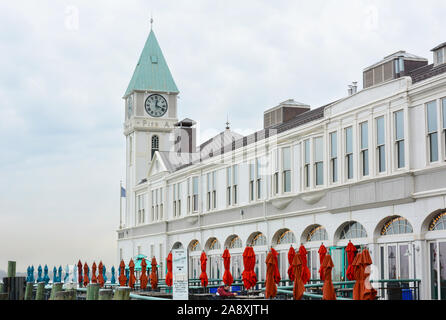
[329,247,345,281]
[379,242,414,280]
[429,241,446,300]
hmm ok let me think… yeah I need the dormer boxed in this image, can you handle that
[264,99,310,129]
[431,42,446,67]
[363,51,428,89]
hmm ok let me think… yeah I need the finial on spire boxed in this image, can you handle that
[226,115,230,130]
[150,12,154,29]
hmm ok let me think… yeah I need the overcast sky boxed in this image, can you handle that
[0,0,445,273]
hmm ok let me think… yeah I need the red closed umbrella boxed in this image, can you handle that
[151,257,158,290]
[91,262,97,284]
[322,254,336,300]
[118,260,127,286]
[242,247,254,289]
[77,260,83,287]
[359,249,377,300]
[270,247,281,284]
[248,247,257,288]
[352,253,362,300]
[298,245,311,284]
[346,241,357,281]
[83,263,89,287]
[292,253,305,300]
[128,259,136,288]
[98,261,105,288]
[287,246,296,281]
[265,250,277,299]
[140,258,148,289]
[165,252,173,287]
[200,251,208,288]
[318,244,327,280]
[222,248,233,286]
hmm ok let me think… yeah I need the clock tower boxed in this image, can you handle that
[122,26,179,227]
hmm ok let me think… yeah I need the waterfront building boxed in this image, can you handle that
[116,28,446,299]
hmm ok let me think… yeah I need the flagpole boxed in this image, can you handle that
[120,180,122,229]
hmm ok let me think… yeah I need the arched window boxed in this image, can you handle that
[188,240,201,252]
[172,242,183,250]
[250,233,267,246]
[277,230,296,244]
[307,226,328,242]
[339,222,367,239]
[228,236,242,249]
[429,212,446,231]
[151,135,159,159]
[206,238,221,250]
[381,216,413,235]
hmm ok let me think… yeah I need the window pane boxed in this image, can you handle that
[282,147,291,170]
[430,132,439,162]
[316,162,323,185]
[304,140,310,164]
[361,122,368,149]
[330,132,337,158]
[227,167,232,185]
[193,177,198,194]
[443,98,446,129]
[397,141,405,168]
[362,149,369,176]
[345,127,353,153]
[347,154,353,179]
[388,246,397,280]
[283,171,291,192]
[395,110,404,140]
[399,245,409,279]
[233,165,238,184]
[379,145,386,172]
[377,117,385,145]
[427,101,437,133]
[332,158,338,182]
[314,137,323,162]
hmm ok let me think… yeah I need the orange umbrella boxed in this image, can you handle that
[352,253,362,300]
[83,262,89,287]
[91,262,97,284]
[322,254,336,300]
[292,253,305,300]
[150,257,158,290]
[248,247,257,288]
[128,259,136,288]
[318,244,327,280]
[270,247,281,284]
[165,252,173,287]
[77,260,83,287]
[118,260,127,286]
[287,246,296,281]
[298,245,311,284]
[242,247,254,289]
[265,250,277,299]
[360,249,377,300]
[140,258,148,289]
[346,241,357,281]
[222,248,233,286]
[199,251,208,288]
[97,261,105,287]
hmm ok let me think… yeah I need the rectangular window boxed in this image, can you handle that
[206,173,211,211]
[376,117,386,172]
[282,147,291,192]
[233,165,238,205]
[273,149,279,194]
[330,132,338,183]
[345,127,353,179]
[256,158,262,199]
[304,139,310,187]
[226,167,232,206]
[192,176,199,212]
[427,101,439,162]
[178,183,182,216]
[249,163,255,201]
[314,137,323,186]
[360,122,369,176]
[187,178,191,213]
[151,190,155,221]
[394,110,405,168]
[437,49,444,65]
[212,171,216,209]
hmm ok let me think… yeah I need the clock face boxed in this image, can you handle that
[127,96,133,118]
[145,94,168,117]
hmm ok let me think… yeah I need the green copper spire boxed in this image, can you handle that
[124,29,179,97]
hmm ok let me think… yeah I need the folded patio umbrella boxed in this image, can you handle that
[360,249,377,300]
[151,257,158,290]
[200,251,208,288]
[222,248,233,286]
[287,246,296,281]
[346,241,357,281]
[352,253,362,300]
[83,263,89,287]
[248,247,257,288]
[298,245,311,284]
[165,252,173,287]
[91,262,97,284]
[292,253,305,300]
[118,260,127,287]
[242,246,255,289]
[140,258,148,289]
[322,254,336,300]
[77,261,83,287]
[128,259,136,288]
[270,247,281,284]
[265,250,277,299]
[318,244,327,281]
[98,261,105,287]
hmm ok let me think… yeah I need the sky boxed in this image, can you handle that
[0,0,445,273]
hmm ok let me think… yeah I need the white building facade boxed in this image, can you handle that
[117,30,446,300]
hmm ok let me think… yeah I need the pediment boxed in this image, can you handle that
[147,152,169,177]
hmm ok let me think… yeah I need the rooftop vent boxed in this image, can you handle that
[363,51,428,89]
[264,99,310,129]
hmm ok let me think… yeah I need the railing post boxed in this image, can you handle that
[113,287,131,300]
[98,289,113,300]
[24,282,34,300]
[49,283,63,300]
[86,283,100,300]
[35,282,45,300]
